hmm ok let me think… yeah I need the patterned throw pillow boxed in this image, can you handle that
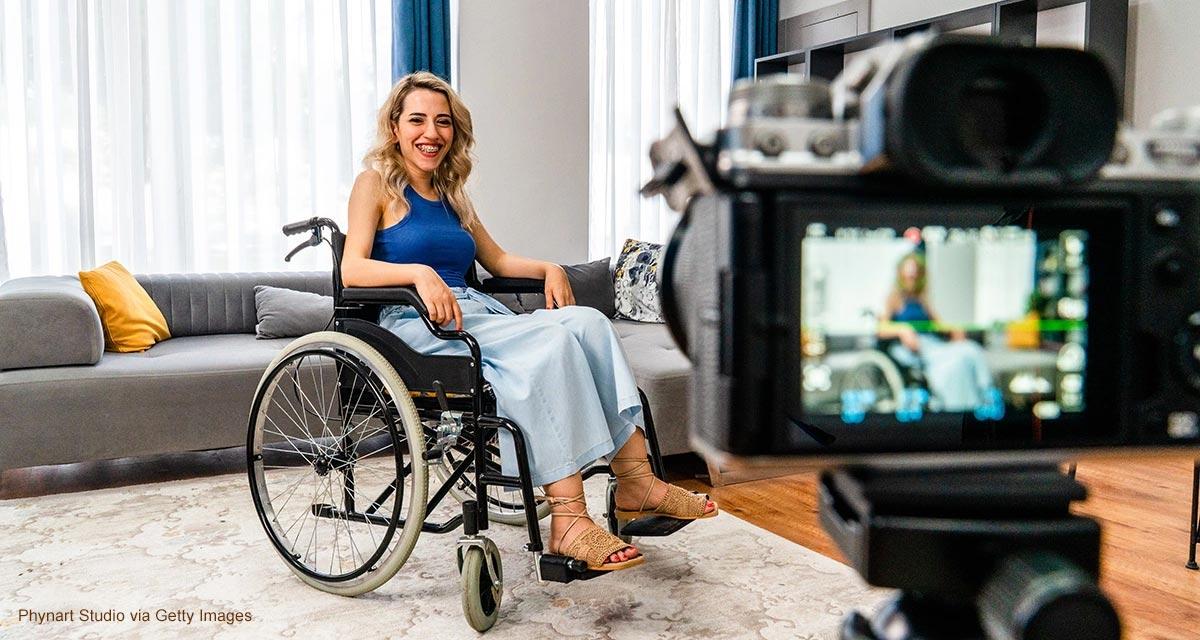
[613,238,664,323]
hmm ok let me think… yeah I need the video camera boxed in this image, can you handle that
[643,35,1200,640]
[645,34,1200,464]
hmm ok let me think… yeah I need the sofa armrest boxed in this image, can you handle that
[0,276,104,370]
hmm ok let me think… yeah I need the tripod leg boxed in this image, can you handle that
[1188,460,1199,571]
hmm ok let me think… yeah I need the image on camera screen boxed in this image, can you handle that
[800,225,1088,425]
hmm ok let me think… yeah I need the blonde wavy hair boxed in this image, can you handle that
[363,71,477,228]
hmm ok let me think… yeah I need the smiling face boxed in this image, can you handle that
[393,88,454,182]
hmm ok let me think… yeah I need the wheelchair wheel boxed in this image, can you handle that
[247,331,428,597]
[433,438,550,526]
[458,537,503,632]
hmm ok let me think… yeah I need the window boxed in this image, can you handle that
[589,0,734,260]
[0,0,393,279]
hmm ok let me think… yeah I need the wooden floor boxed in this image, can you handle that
[678,455,1200,640]
[4,452,1197,639]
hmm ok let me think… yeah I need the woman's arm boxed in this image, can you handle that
[471,220,575,308]
[341,170,463,329]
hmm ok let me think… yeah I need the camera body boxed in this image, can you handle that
[650,36,1200,463]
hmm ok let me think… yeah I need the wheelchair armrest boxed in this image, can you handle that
[340,286,482,356]
[477,277,544,294]
[341,286,429,315]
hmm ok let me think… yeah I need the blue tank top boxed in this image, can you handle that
[891,297,931,323]
[371,186,475,287]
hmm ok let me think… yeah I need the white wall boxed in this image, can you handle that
[456,0,589,265]
[1126,0,1200,126]
[779,0,1200,126]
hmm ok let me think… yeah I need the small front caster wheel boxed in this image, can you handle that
[459,538,503,632]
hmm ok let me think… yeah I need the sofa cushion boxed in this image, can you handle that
[2,334,287,381]
[0,334,291,471]
[78,261,171,353]
[136,272,333,337]
[0,276,105,370]
[612,319,691,456]
[254,285,334,339]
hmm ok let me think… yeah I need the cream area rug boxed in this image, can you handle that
[0,472,887,639]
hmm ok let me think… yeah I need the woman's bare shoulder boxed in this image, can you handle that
[353,169,384,195]
[350,169,391,214]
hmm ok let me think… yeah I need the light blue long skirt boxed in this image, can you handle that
[889,335,995,412]
[377,287,644,486]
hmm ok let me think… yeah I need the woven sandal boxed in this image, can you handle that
[611,456,718,522]
[541,493,644,571]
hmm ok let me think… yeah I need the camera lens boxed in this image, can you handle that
[957,69,1049,172]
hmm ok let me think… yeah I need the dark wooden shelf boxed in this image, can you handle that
[757,0,1128,106]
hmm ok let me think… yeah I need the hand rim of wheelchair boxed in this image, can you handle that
[247,331,429,596]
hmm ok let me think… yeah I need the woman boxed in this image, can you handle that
[342,72,716,572]
[879,252,998,413]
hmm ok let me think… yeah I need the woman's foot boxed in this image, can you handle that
[544,494,641,568]
[611,457,717,520]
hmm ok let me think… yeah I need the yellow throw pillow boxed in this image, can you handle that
[78,261,171,352]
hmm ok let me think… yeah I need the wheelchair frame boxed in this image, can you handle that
[247,217,672,631]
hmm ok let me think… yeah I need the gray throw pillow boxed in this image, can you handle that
[565,258,617,317]
[254,285,334,339]
[613,238,664,323]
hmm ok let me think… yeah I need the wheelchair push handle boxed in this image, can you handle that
[281,217,341,261]
[281,216,338,236]
[282,217,318,236]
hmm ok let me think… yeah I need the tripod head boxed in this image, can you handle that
[821,465,1120,640]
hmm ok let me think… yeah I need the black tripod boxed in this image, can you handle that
[1188,461,1199,571]
[821,465,1121,640]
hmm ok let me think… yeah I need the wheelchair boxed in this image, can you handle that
[246,217,682,631]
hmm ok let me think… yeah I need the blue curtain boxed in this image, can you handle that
[392,0,451,82]
[732,0,778,82]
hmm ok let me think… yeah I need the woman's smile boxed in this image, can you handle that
[415,143,443,158]
[394,87,455,179]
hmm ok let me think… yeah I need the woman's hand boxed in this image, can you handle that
[543,264,575,309]
[413,266,463,330]
[949,327,967,342]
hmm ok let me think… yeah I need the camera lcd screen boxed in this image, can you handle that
[800,224,1089,429]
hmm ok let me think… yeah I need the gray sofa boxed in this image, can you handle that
[0,271,691,472]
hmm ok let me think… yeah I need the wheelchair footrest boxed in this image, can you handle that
[536,554,606,583]
[619,516,693,538]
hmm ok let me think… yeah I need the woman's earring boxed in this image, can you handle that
[393,142,401,153]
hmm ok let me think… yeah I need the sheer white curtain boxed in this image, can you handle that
[588,0,733,261]
[0,0,393,280]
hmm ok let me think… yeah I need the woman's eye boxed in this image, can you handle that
[437,119,452,127]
